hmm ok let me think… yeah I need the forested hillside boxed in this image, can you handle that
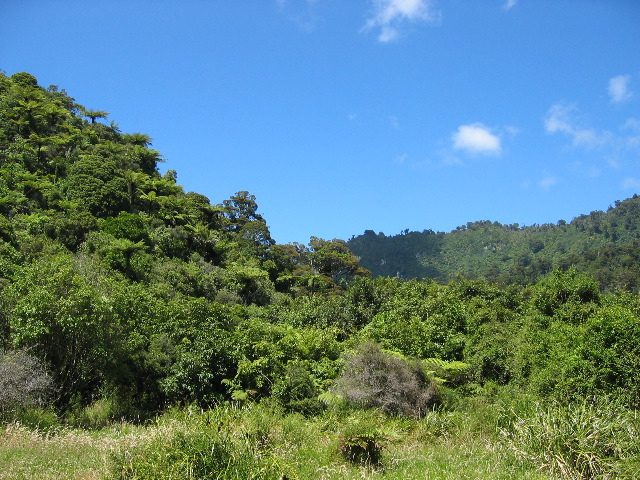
[0,71,368,413]
[348,197,640,291]
[1,72,639,479]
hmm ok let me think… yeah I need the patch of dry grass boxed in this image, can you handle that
[0,421,153,480]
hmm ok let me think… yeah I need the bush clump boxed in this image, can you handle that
[0,350,54,417]
[110,410,282,479]
[333,342,438,418]
[338,432,384,467]
[271,361,323,416]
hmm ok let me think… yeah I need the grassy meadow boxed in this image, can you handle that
[5,393,638,480]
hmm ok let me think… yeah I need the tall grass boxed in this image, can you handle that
[0,422,107,480]
[14,398,639,479]
[109,406,283,479]
[106,403,556,480]
[502,397,640,479]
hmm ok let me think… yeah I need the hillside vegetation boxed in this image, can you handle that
[347,195,640,292]
[348,196,640,290]
[0,72,639,479]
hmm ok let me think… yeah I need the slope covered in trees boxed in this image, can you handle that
[0,72,639,479]
[0,71,368,414]
[348,196,640,291]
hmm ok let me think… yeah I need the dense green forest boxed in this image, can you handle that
[348,197,640,290]
[1,72,639,479]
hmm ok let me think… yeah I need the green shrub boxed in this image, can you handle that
[109,410,282,479]
[13,406,60,431]
[564,304,640,406]
[414,409,456,442]
[271,361,323,416]
[338,432,384,467]
[64,397,116,429]
[337,413,386,467]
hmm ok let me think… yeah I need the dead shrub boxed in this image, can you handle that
[0,350,54,415]
[333,342,438,418]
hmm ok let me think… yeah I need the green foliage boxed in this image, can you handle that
[503,398,640,479]
[559,303,640,406]
[532,267,600,321]
[11,406,60,431]
[414,409,456,442]
[271,361,323,416]
[348,195,640,291]
[109,409,282,479]
[10,72,38,87]
[101,211,150,243]
[2,253,124,406]
[65,156,129,217]
[227,318,341,401]
[336,410,387,468]
[2,72,640,480]
[362,279,467,359]
[422,358,471,386]
[64,397,117,429]
[338,431,384,467]
[160,299,238,407]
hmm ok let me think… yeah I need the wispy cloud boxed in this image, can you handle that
[388,115,400,130]
[622,177,640,190]
[276,0,322,33]
[347,110,402,131]
[539,175,559,191]
[393,153,408,165]
[608,74,633,104]
[452,123,502,155]
[571,160,601,178]
[622,118,640,147]
[544,103,609,149]
[586,166,601,178]
[362,0,439,43]
[502,0,517,11]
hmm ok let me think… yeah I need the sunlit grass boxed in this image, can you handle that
[0,420,155,480]
[501,398,640,480]
[0,422,105,480]
[0,401,595,480]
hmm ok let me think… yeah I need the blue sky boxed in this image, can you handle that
[1,1,639,244]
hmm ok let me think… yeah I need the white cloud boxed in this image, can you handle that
[504,125,520,136]
[388,115,400,130]
[502,0,517,11]
[539,175,559,191]
[544,103,608,149]
[586,166,601,178]
[544,104,576,135]
[393,153,408,165]
[623,117,640,147]
[276,0,322,32]
[452,123,502,155]
[622,177,640,190]
[608,74,633,104]
[362,0,439,43]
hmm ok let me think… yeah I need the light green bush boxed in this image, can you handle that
[109,410,282,479]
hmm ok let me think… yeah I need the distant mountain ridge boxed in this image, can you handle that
[347,194,640,291]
